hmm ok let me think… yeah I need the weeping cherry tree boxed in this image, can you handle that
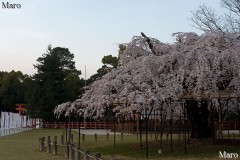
[55,31,240,138]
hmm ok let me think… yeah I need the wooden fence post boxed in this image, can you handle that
[70,134,73,144]
[61,135,64,145]
[107,133,109,141]
[53,140,57,155]
[95,133,97,142]
[71,134,73,143]
[54,136,57,143]
[39,137,43,151]
[47,136,51,154]
[94,152,101,160]
[82,134,85,142]
[65,142,69,158]
[121,132,123,140]
[53,136,57,155]
[70,143,74,160]
[39,138,41,151]
[84,150,90,160]
[42,137,45,149]
[68,128,71,143]
[63,130,65,142]
[76,145,81,160]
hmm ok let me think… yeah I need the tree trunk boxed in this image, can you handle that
[186,100,212,138]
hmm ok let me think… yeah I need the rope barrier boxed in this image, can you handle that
[39,136,102,159]
[40,140,46,144]
[40,139,65,148]
[56,144,65,147]
[69,144,101,159]
[86,154,96,159]
[71,145,86,155]
[94,156,102,160]
[77,149,85,155]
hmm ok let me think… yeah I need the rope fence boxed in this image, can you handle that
[39,135,102,160]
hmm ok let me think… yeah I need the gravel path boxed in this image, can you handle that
[73,129,121,135]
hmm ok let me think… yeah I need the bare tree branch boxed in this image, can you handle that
[191,0,240,33]
[190,5,223,32]
[222,0,240,16]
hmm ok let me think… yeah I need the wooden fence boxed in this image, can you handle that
[219,121,240,130]
[39,134,102,160]
[42,121,240,133]
[38,132,125,159]
[112,120,240,133]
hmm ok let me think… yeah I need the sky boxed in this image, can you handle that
[0,0,222,78]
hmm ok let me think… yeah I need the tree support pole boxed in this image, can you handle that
[170,100,173,153]
[184,102,187,155]
[145,108,148,158]
[139,112,142,149]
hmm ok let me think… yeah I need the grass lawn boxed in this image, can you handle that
[0,129,66,160]
[0,129,239,160]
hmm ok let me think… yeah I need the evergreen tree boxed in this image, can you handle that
[87,45,124,85]
[0,71,27,112]
[28,45,81,121]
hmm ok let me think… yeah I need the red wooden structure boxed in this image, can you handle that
[218,121,240,130]
[41,121,240,131]
[42,121,112,129]
[15,104,26,115]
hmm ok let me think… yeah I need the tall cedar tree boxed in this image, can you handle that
[29,46,81,121]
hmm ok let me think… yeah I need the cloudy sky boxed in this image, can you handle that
[0,0,221,78]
